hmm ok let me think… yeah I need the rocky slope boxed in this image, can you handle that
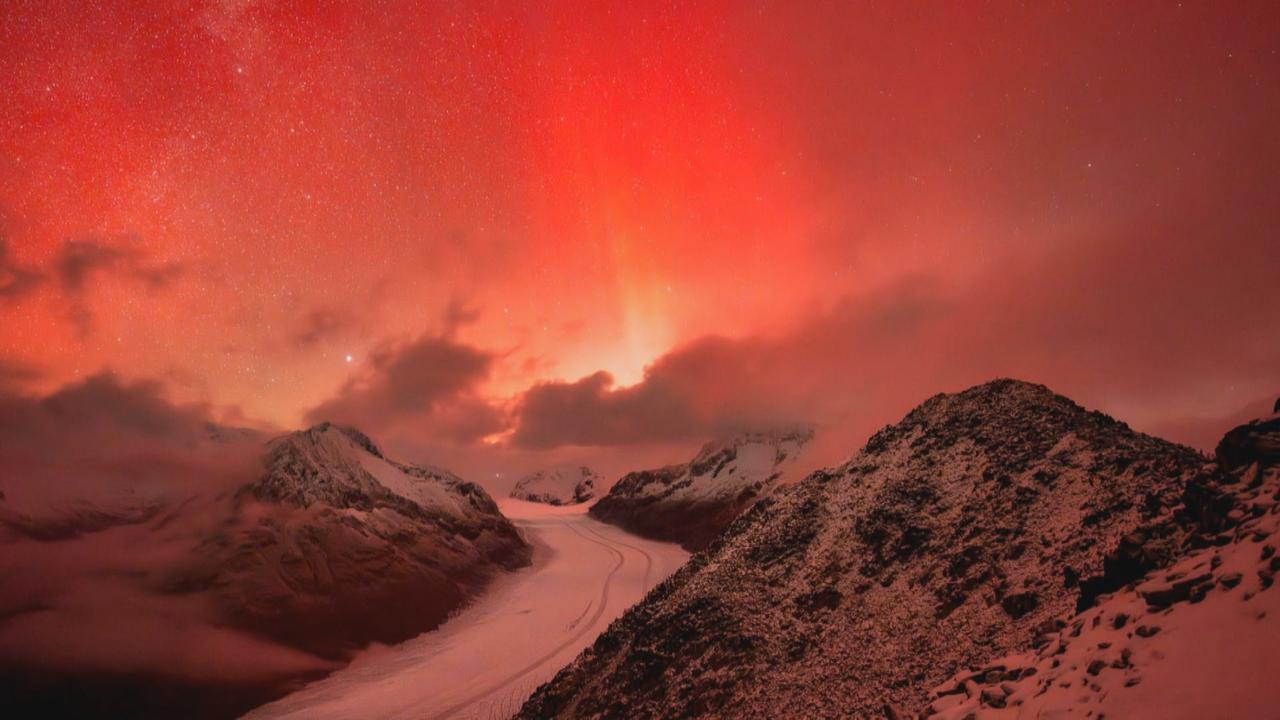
[174,423,532,658]
[590,428,813,551]
[519,380,1227,718]
[510,465,599,505]
[925,409,1280,718]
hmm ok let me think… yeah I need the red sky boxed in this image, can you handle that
[2,1,1277,482]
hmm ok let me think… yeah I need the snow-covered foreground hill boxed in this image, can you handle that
[243,498,689,720]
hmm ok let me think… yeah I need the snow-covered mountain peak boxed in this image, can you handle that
[248,423,491,519]
[590,425,816,551]
[510,465,599,505]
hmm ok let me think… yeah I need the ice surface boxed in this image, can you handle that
[243,498,689,720]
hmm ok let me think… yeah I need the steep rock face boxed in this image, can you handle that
[925,406,1280,718]
[510,465,599,505]
[174,423,531,658]
[519,380,1212,719]
[589,428,813,551]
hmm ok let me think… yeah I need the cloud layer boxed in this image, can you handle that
[306,333,505,444]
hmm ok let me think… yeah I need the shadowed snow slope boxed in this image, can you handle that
[520,380,1229,719]
[245,499,688,720]
[590,427,813,551]
[510,465,600,505]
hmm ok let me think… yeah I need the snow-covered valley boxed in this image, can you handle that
[244,499,689,720]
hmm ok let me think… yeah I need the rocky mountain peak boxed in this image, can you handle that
[299,421,385,458]
[181,422,530,662]
[521,380,1215,718]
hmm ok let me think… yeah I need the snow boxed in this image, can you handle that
[926,445,1280,719]
[509,465,597,505]
[632,431,810,504]
[354,440,466,515]
[243,498,689,720]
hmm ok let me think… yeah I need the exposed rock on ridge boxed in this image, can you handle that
[519,380,1215,719]
[924,404,1280,718]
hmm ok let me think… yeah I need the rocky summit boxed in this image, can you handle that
[590,427,813,552]
[925,405,1280,718]
[519,380,1223,719]
[173,423,531,658]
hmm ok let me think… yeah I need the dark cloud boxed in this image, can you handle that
[291,306,354,349]
[0,372,258,511]
[306,334,503,444]
[511,371,699,449]
[129,259,186,291]
[0,239,43,302]
[510,240,1279,453]
[55,240,130,292]
[508,278,948,449]
[441,296,481,337]
[39,238,187,335]
[0,374,328,694]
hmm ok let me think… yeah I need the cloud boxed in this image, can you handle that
[508,277,949,449]
[306,334,503,444]
[0,239,43,302]
[0,373,324,697]
[508,238,1280,455]
[0,372,260,515]
[441,296,481,337]
[291,306,354,349]
[54,238,188,335]
[54,241,129,292]
[510,371,699,449]
[0,237,189,335]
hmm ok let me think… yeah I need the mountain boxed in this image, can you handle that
[510,465,600,505]
[925,407,1280,718]
[0,422,530,719]
[174,423,532,658]
[519,380,1229,718]
[589,427,813,551]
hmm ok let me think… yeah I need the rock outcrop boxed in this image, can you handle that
[924,404,1280,718]
[519,380,1218,718]
[589,428,813,552]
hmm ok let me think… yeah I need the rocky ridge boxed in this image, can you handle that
[925,410,1280,718]
[519,380,1222,718]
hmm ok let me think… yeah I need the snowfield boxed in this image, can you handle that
[244,498,689,720]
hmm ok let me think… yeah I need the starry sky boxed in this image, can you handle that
[1,1,1278,481]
